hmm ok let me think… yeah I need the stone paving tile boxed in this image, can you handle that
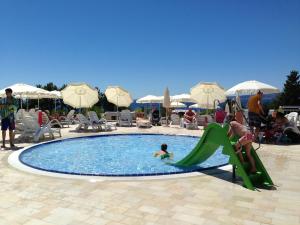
[0,125,299,225]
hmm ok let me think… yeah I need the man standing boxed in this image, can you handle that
[0,88,18,149]
[247,90,264,140]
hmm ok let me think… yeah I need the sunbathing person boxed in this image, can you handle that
[184,109,197,123]
[151,108,160,125]
[273,110,300,144]
[226,114,257,173]
[154,144,173,160]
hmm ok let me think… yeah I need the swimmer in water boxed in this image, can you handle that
[154,144,173,160]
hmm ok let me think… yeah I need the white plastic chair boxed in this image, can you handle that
[170,114,180,125]
[42,112,62,137]
[119,110,132,127]
[136,117,152,128]
[286,112,298,123]
[19,114,56,142]
[76,113,102,131]
[87,111,117,131]
[60,110,76,127]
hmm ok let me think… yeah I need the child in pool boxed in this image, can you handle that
[226,114,257,173]
[154,144,173,160]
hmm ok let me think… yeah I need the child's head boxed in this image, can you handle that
[161,144,168,152]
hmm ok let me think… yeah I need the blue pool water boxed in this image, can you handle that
[19,134,229,176]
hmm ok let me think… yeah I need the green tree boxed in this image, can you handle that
[277,70,300,106]
[95,88,115,112]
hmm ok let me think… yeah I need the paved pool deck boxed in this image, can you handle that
[0,125,299,225]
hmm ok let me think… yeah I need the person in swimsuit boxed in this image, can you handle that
[184,109,197,123]
[226,114,257,173]
[154,144,173,160]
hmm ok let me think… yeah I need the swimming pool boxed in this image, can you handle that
[18,134,229,176]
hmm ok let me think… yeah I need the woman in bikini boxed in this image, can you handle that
[227,114,257,173]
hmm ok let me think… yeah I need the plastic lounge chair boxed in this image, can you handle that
[118,110,132,127]
[184,118,198,130]
[42,112,62,128]
[286,112,299,125]
[170,114,180,125]
[87,111,117,131]
[136,117,152,128]
[28,109,38,120]
[160,116,169,126]
[41,112,62,137]
[60,110,76,127]
[197,115,213,127]
[76,113,102,131]
[15,109,26,123]
[19,114,56,142]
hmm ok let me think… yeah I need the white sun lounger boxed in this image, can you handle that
[19,114,58,142]
[118,110,132,127]
[87,111,117,131]
[170,114,180,126]
[136,117,152,128]
[286,112,299,125]
[42,112,63,129]
[60,110,76,127]
[76,113,102,131]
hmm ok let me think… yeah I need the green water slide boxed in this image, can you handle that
[175,123,274,190]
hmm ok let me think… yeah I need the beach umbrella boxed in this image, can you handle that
[0,83,51,108]
[189,103,200,109]
[61,83,99,108]
[136,95,164,117]
[171,94,196,103]
[190,82,226,110]
[170,101,186,108]
[136,95,163,104]
[235,91,242,109]
[163,87,171,108]
[225,80,280,96]
[48,90,62,99]
[46,91,62,112]
[105,86,133,111]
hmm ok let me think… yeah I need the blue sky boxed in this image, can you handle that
[1,0,300,98]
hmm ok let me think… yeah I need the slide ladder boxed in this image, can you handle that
[174,123,274,190]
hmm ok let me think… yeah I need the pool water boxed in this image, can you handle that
[19,134,229,176]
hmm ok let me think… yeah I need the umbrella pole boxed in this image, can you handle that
[38,97,40,109]
[20,95,23,109]
[166,108,168,126]
[116,96,119,123]
[206,95,209,114]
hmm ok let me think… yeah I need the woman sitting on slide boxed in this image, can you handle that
[226,114,257,173]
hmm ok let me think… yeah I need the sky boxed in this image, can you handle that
[1,0,300,98]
